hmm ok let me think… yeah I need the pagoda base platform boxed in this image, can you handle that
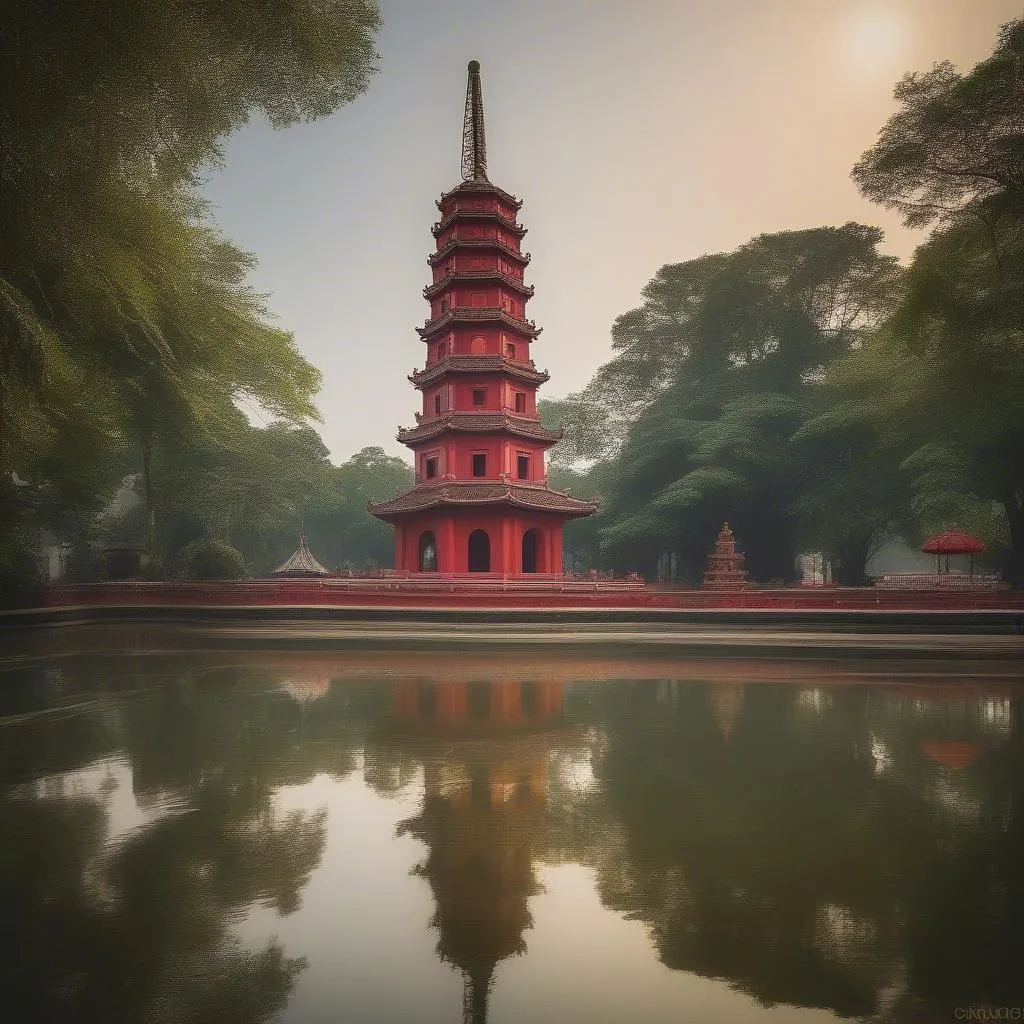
[5,593,1024,658]
[5,580,1024,643]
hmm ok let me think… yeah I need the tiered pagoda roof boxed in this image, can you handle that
[432,210,527,239]
[427,237,531,266]
[416,307,541,340]
[396,412,562,445]
[423,271,534,300]
[410,356,549,388]
[437,178,522,209]
[369,480,598,519]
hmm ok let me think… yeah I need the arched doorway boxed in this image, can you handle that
[418,531,438,572]
[522,528,540,573]
[468,529,490,572]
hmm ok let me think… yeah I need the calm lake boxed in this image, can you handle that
[2,632,1023,1023]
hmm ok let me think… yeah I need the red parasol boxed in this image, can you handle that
[921,527,986,575]
[920,528,986,555]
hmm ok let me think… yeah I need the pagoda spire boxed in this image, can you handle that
[461,59,488,182]
[463,967,492,1024]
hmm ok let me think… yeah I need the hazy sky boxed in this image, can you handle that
[201,0,1021,463]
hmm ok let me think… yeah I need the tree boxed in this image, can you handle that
[173,539,248,580]
[789,340,917,585]
[586,226,901,581]
[883,220,1022,578]
[0,1,380,571]
[852,19,1024,230]
[308,447,414,570]
[854,18,1024,581]
[145,412,334,575]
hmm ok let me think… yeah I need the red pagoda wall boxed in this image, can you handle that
[412,438,548,484]
[394,511,564,575]
[420,378,538,416]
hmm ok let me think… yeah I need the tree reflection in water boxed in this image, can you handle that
[0,657,389,1024]
[579,678,1024,1021]
[1,648,1022,1024]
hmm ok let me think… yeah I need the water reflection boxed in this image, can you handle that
[368,680,579,1023]
[0,642,1022,1023]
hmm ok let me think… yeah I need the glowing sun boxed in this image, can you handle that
[842,8,912,74]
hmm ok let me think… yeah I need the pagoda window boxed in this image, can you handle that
[517,455,530,480]
[470,335,486,355]
[472,453,487,477]
[522,529,539,573]
[436,343,446,361]
[472,388,486,407]
[468,530,491,572]
[514,392,526,414]
[470,292,486,307]
[425,455,438,479]
[433,394,441,415]
[418,531,438,572]
[439,298,449,315]
[469,257,483,269]
[505,342,516,359]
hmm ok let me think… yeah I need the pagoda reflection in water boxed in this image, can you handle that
[372,678,578,1024]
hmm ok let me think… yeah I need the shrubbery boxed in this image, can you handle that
[0,534,46,608]
[172,540,248,581]
[139,555,167,581]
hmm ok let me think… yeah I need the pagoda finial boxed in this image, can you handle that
[461,59,488,182]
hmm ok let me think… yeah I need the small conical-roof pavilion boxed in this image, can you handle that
[273,529,329,577]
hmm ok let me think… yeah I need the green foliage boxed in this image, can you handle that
[173,539,248,581]
[155,413,334,570]
[574,225,902,581]
[852,19,1024,228]
[0,515,46,606]
[853,19,1024,580]
[558,21,1024,585]
[148,427,412,576]
[0,0,380,567]
[308,448,414,570]
[140,554,167,581]
[548,463,607,573]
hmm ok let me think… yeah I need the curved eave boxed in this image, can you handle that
[437,180,523,210]
[396,414,563,445]
[424,271,534,300]
[429,239,531,267]
[409,357,549,388]
[417,308,542,340]
[368,483,599,520]
[432,212,527,239]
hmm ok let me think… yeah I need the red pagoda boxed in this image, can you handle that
[702,523,749,590]
[369,61,598,574]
